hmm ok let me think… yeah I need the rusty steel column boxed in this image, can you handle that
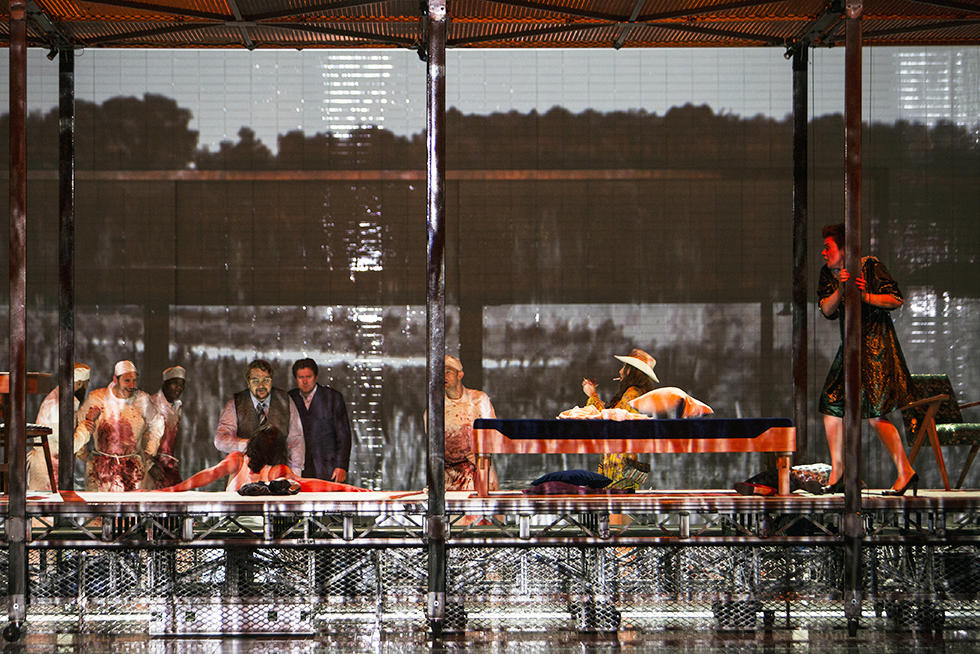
[6,0,29,642]
[843,0,865,637]
[58,48,76,492]
[791,46,809,465]
[425,0,448,637]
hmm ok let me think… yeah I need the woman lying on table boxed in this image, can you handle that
[156,424,367,493]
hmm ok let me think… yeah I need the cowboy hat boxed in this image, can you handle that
[614,349,659,383]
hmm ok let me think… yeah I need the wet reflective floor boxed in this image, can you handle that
[3,630,980,654]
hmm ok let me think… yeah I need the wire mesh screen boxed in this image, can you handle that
[445,545,848,633]
[1,542,980,635]
[4,53,980,493]
[16,546,425,636]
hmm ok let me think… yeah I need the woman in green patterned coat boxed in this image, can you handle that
[817,223,917,496]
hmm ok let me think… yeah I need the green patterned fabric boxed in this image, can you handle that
[903,374,980,447]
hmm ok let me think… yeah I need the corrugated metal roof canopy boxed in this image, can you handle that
[2,1,979,52]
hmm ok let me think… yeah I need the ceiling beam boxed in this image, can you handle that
[785,0,844,53]
[26,0,70,48]
[246,0,403,22]
[613,0,647,50]
[69,0,230,22]
[642,21,787,46]
[906,0,980,15]
[637,0,788,23]
[449,22,607,47]
[226,0,254,49]
[863,18,980,39]
[83,22,211,47]
[274,22,419,47]
[481,0,623,23]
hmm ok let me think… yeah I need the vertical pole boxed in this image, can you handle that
[843,0,865,636]
[459,304,484,390]
[759,299,773,420]
[6,0,29,641]
[425,0,448,637]
[791,46,809,465]
[58,48,76,492]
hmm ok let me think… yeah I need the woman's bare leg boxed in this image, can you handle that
[823,414,844,485]
[868,417,915,491]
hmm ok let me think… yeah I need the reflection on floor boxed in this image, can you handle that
[3,630,980,654]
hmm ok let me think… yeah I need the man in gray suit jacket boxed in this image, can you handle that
[288,358,353,482]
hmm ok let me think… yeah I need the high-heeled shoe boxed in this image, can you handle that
[804,477,845,495]
[882,472,919,497]
[826,477,846,494]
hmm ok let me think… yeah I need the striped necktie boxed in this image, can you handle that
[257,403,268,425]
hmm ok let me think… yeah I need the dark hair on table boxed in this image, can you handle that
[244,359,274,381]
[245,424,289,473]
[822,223,845,249]
[292,358,318,378]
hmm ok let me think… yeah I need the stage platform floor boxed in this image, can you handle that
[5,486,977,525]
[2,628,978,654]
[14,486,980,510]
[5,486,980,646]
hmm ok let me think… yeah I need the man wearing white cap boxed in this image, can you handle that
[29,362,91,491]
[424,355,499,492]
[144,366,187,490]
[73,360,165,492]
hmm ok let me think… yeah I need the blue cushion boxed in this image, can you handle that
[531,469,612,489]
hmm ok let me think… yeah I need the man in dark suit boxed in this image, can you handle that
[288,358,353,482]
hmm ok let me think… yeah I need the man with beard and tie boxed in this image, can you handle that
[143,365,187,490]
[29,362,90,491]
[73,360,165,492]
[214,359,305,475]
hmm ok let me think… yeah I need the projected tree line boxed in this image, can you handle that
[0,94,976,490]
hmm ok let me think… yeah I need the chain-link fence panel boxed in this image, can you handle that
[6,539,980,636]
[864,543,980,632]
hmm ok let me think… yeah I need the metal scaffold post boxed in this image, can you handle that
[424,0,448,639]
[843,0,866,638]
[5,0,28,642]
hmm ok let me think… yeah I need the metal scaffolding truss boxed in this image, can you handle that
[0,494,979,636]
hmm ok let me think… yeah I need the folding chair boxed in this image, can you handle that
[902,374,980,490]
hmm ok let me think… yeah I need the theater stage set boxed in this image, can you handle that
[8,477,980,638]
[4,0,980,645]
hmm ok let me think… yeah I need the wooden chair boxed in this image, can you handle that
[902,374,980,490]
[0,423,56,494]
[0,372,56,493]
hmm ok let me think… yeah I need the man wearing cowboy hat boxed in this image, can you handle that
[29,362,91,491]
[73,360,165,492]
[144,366,187,490]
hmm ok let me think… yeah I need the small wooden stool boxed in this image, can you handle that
[0,372,56,493]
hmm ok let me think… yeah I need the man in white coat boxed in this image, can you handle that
[73,360,165,492]
[29,362,90,491]
[144,365,186,490]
